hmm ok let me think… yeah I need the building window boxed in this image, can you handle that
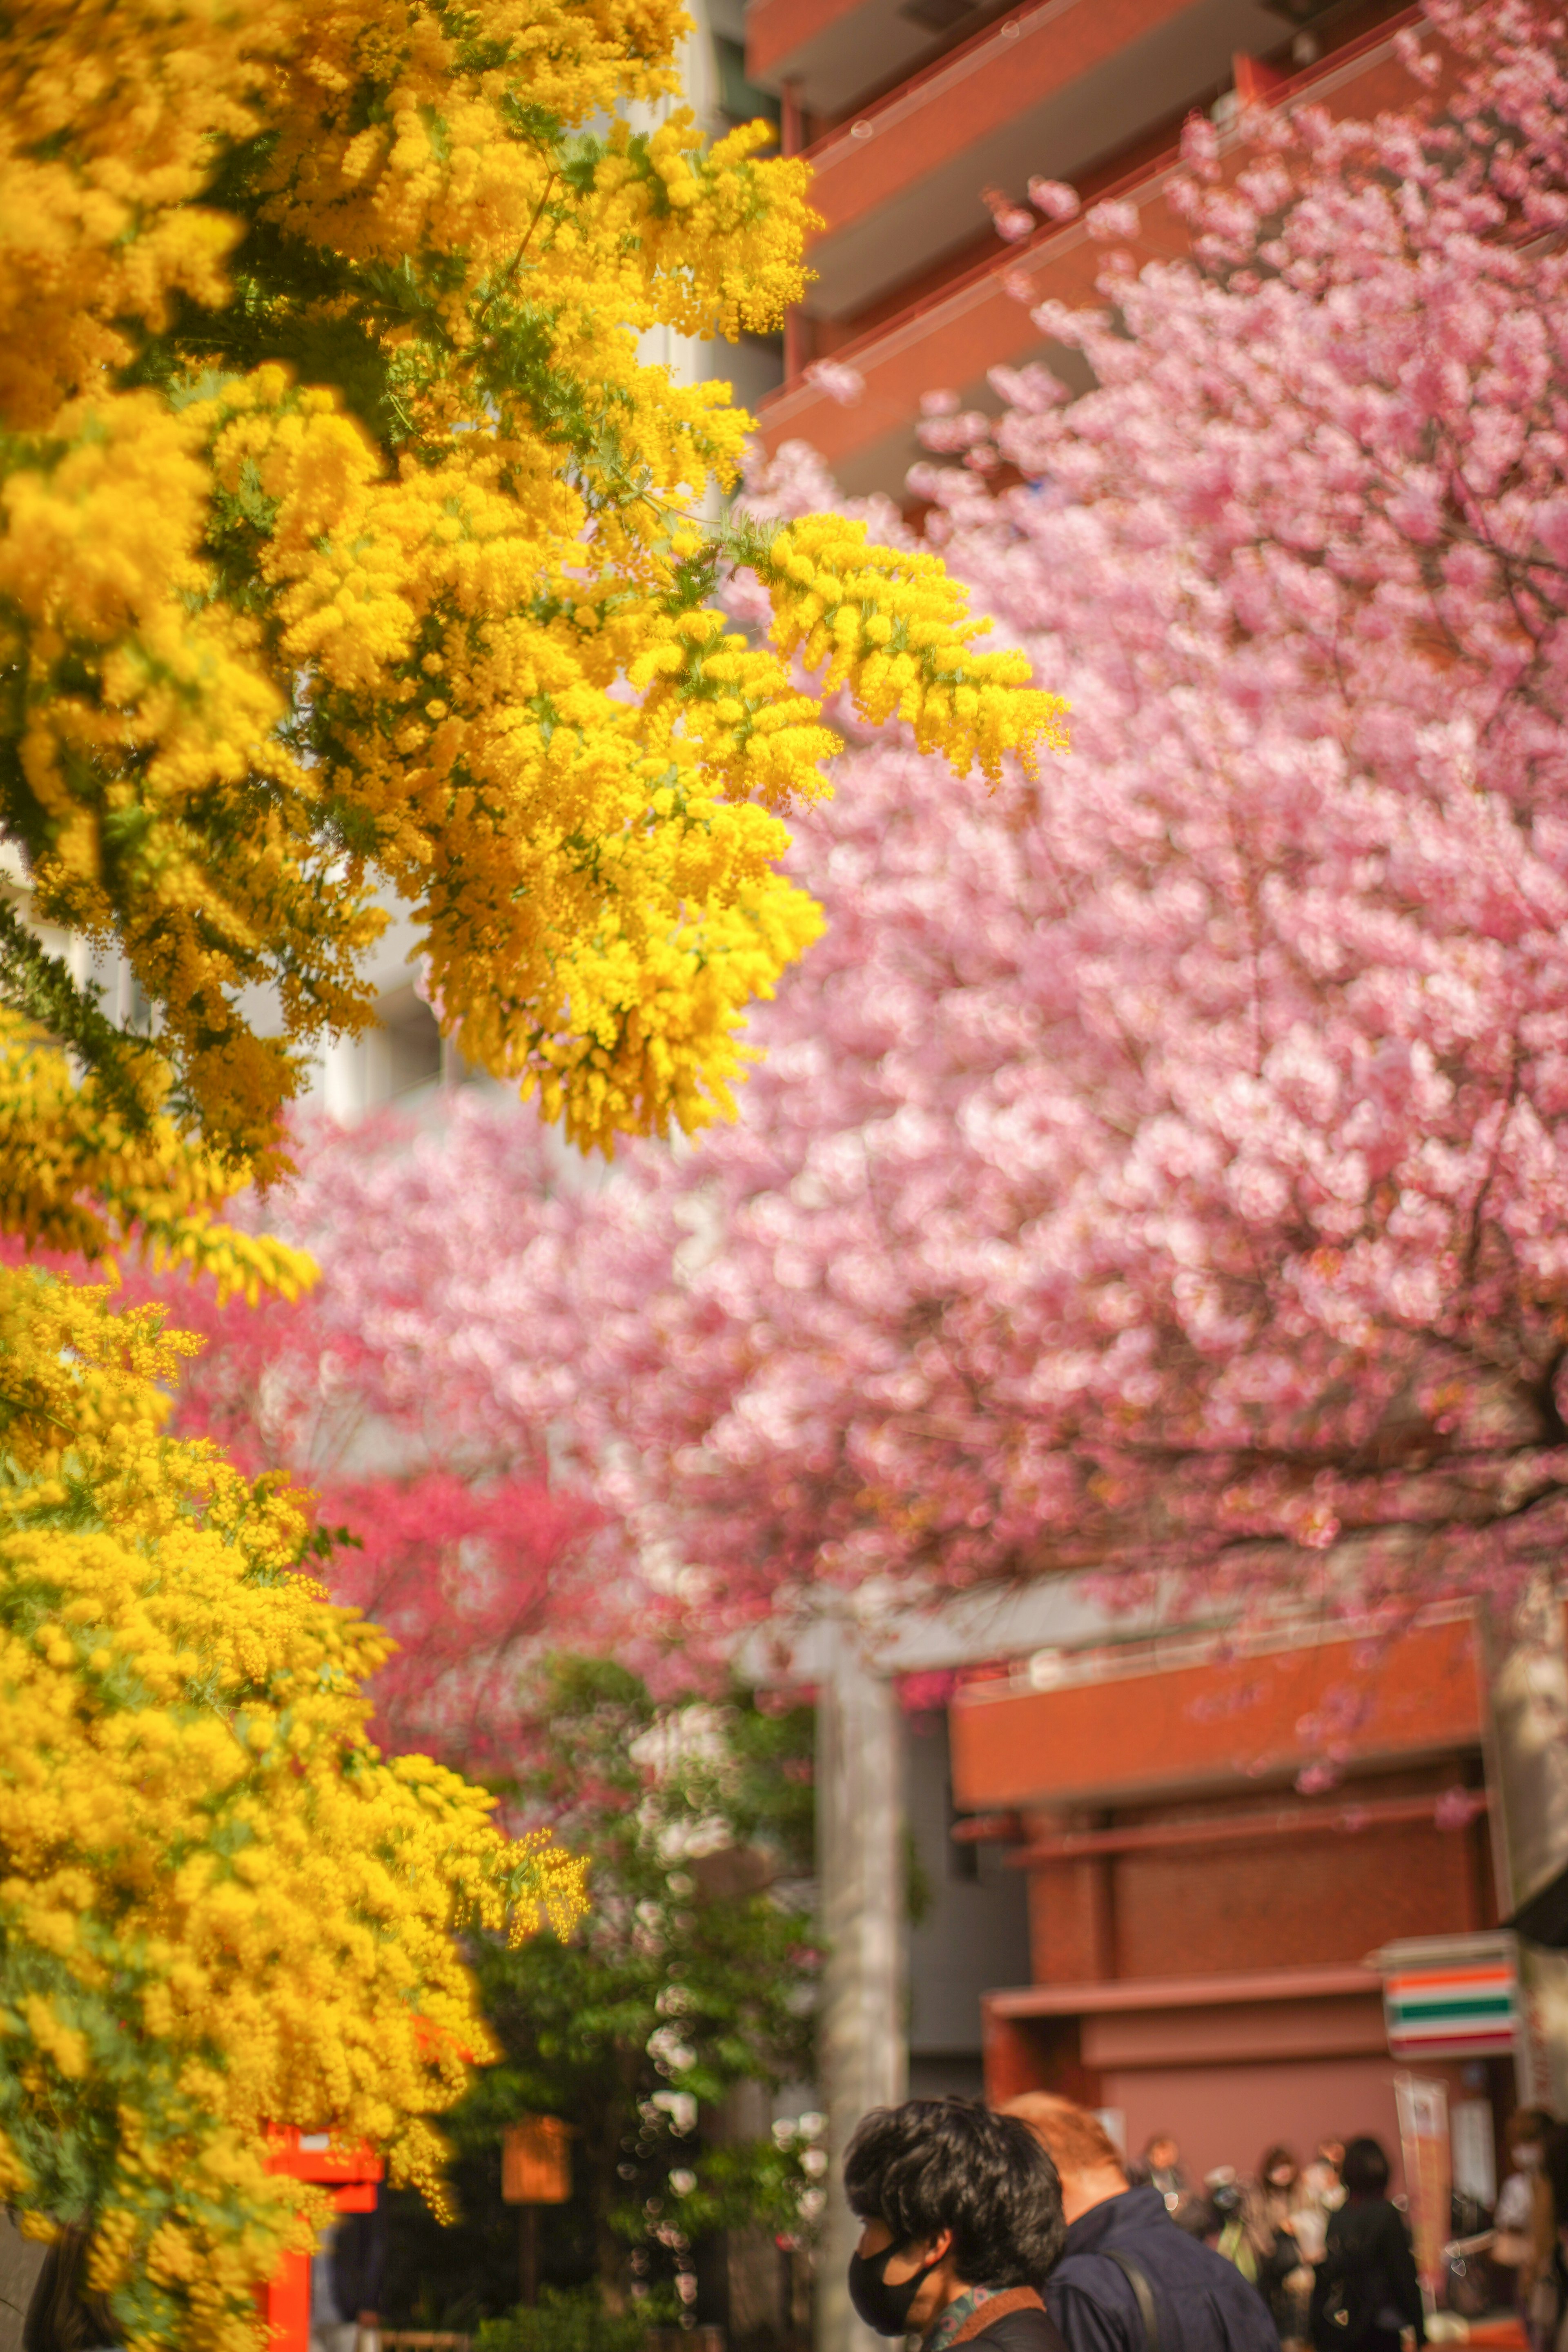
[379,987,444,1098]
[712,36,780,129]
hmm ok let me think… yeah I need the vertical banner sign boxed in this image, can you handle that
[1394,2077,1451,2314]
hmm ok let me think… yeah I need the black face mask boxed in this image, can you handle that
[847,2242,945,2337]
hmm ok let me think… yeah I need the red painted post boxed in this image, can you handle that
[262,2250,312,2352]
[260,2131,385,2352]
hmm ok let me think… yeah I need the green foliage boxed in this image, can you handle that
[475,2287,651,2352]
[448,1659,819,2308]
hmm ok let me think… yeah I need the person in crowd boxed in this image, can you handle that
[1241,2145,1316,2342]
[1202,2171,1258,2278]
[1496,2110,1553,2249]
[310,2221,356,2352]
[1140,2137,1191,2217]
[998,2092,1281,2352]
[1244,2147,1316,2347]
[844,2096,1069,2352]
[1307,2136,1423,2352]
[1299,2143,1345,2253]
[1494,2107,1556,2341]
[310,2192,387,2352]
[1523,2126,1561,2352]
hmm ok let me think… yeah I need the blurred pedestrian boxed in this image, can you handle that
[1205,2172,1259,2282]
[1142,2137,1191,2217]
[1243,2147,1314,2349]
[1531,2120,1568,2352]
[1300,2144,1345,2259]
[1496,2110,1552,2252]
[1308,2136,1422,2352]
[1494,2107,1555,2344]
[844,2096,1069,2352]
[310,2195,387,2352]
[999,2092,1281,2352]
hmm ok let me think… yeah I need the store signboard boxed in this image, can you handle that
[1383,1952,1517,2058]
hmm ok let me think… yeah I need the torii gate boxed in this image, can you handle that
[262,2130,384,2352]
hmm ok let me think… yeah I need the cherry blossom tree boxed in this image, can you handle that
[500,0,1568,1637]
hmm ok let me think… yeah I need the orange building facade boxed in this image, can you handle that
[746,0,1428,496]
[947,1607,1518,2182]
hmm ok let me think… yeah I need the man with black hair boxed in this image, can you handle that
[843,2097,1071,2352]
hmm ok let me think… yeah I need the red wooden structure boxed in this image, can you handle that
[261,2129,385,2352]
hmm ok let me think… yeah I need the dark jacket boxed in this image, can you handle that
[973,2295,1072,2352]
[1045,2187,1282,2352]
[969,2305,1073,2352]
[1309,2197,1424,2352]
[938,2289,1071,2352]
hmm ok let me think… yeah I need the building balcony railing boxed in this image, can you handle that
[755,7,1425,498]
[797,0,1296,318]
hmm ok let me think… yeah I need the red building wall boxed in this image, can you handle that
[952,1611,1481,1812]
[1110,1812,1483,1980]
[950,1610,1501,2175]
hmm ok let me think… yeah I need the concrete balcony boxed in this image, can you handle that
[746,0,972,117]
[755,9,1426,497]
[796,0,1288,321]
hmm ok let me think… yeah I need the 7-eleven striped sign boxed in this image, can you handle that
[1384,1958,1518,2058]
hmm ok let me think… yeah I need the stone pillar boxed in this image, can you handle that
[0,2212,45,2352]
[1482,1582,1568,2107]
[817,1635,906,2352]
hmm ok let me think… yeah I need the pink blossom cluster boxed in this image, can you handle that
[802,358,866,406]
[982,184,1038,242]
[119,1108,628,1768]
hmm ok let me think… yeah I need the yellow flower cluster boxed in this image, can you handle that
[0,1011,315,1304]
[0,0,254,434]
[0,0,1065,1171]
[754,517,1071,781]
[0,1261,585,2352]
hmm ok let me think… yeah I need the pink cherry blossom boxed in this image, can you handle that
[1027,177,1081,220]
[802,359,865,406]
[1082,197,1140,241]
[108,1105,649,1769]
[983,186,1039,242]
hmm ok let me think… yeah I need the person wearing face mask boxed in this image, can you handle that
[1242,2148,1314,2348]
[843,2097,1070,2352]
[1493,2109,1556,2348]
